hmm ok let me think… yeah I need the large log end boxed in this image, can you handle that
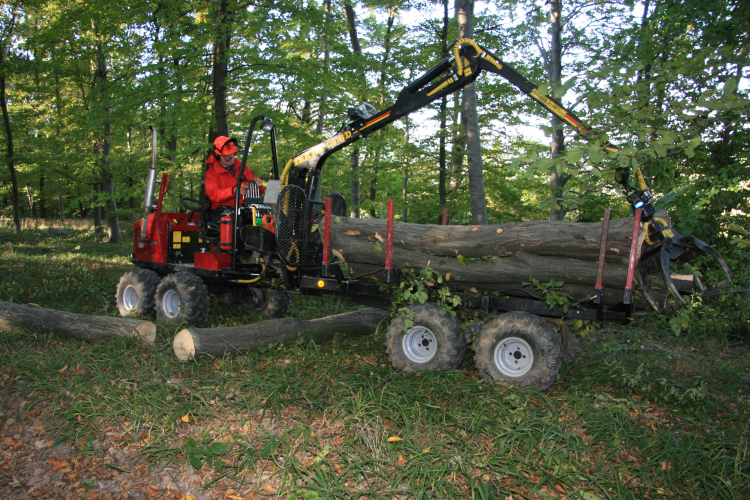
[173,329,196,361]
[135,321,157,344]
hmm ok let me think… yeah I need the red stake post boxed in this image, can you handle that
[442,208,448,225]
[624,208,643,304]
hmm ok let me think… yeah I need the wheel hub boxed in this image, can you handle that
[402,326,437,363]
[494,336,533,377]
[162,289,181,319]
[122,285,138,312]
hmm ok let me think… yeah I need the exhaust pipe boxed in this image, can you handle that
[140,127,158,242]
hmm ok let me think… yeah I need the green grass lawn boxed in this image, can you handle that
[1,226,748,499]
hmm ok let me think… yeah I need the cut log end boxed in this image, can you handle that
[173,329,196,361]
[135,322,157,344]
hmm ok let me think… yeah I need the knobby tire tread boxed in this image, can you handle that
[385,304,466,372]
[155,273,210,327]
[474,311,562,391]
[115,269,160,318]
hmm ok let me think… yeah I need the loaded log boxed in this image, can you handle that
[323,212,690,308]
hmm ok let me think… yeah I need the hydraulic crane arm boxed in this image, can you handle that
[283,39,622,203]
[277,39,731,312]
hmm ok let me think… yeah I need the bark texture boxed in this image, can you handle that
[324,213,682,308]
[327,215,650,265]
[173,308,390,361]
[0,301,156,344]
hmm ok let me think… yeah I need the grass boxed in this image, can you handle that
[1,225,749,499]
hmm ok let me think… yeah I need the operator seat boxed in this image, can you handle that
[198,194,221,242]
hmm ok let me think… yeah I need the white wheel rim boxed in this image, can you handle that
[402,326,437,363]
[162,289,181,318]
[122,285,138,312]
[494,336,534,377]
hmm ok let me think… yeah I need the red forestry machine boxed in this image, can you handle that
[116,39,732,390]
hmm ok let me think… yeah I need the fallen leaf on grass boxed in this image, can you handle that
[262,484,277,493]
[47,459,69,470]
[180,413,190,423]
[395,455,407,466]
[387,436,403,442]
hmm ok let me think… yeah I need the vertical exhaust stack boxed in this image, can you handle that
[140,126,158,242]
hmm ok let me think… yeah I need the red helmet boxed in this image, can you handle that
[213,136,238,156]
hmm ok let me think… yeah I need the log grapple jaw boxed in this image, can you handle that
[615,167,732,314]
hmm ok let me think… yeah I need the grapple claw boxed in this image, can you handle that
[636,234,732,315]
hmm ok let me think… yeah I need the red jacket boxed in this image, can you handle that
[204,157,264,210]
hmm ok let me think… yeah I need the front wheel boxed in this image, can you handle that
[115,269,160,318]
[155,273,210,327]
[474,312,561,391]
[385,304,466,372]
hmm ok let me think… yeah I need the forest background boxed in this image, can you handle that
[0,0,748,280]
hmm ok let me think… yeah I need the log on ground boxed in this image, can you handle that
[173,307,390,361]
[0,301,156,344]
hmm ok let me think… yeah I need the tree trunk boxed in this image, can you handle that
[173,308,390,361]
[95,40,122,243]
[212,0,231,137]
[316,0,332,136]
[0,301,155,344]
[547,0,569,221]
[0,49,20,232]
[438,0,450,208]
[39,174,46,219]
[456,0,487,225]
[344,1,363,218]
[93,183,102,230]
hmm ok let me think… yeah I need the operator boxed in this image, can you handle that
[204,136,265,223]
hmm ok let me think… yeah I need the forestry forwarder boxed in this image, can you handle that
[116,39,732,390]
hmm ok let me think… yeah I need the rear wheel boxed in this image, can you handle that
[474,312,561,391]
[385,304,466,372]
[155,273,210,327]
[559,319,583,364]
[242,288,291,319]
[115,269,160,318]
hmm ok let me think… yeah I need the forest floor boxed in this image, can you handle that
[1,227,749,499]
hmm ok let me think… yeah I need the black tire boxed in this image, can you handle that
[155,273,210,327]
[559,319,583,364]
[115,269,160,318]
[385,304,466,372]
[474,312,562,391]
[242,288,291,319]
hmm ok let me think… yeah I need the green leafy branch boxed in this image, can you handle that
[522,275,573,312]
[387,267,462,329]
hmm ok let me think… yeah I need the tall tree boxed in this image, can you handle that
[0,6,20,231]
[543,0,568,221]
[212,0,232,137]
[455,0,487,224]
[344,0,363,218]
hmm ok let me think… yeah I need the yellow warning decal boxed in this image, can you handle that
[173,243,181,249]
[173,231,182,241]
[182,236,191,243]
[530,89,567,119]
